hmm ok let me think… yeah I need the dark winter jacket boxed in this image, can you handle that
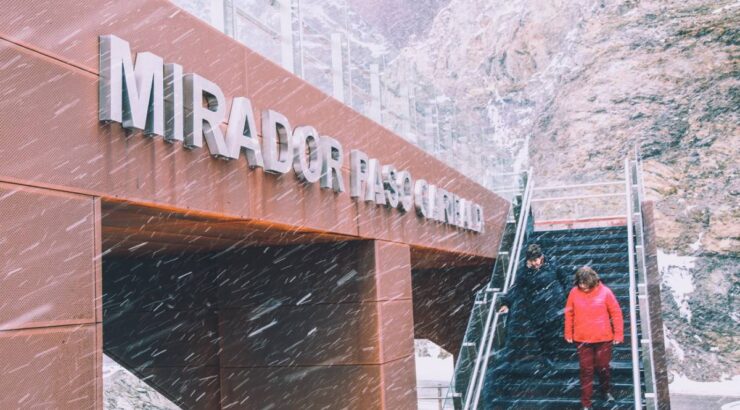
[500,259,570,323]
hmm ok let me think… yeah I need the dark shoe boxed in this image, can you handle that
[605,392,616,403]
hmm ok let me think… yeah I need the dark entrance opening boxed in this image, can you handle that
[101,201,363,409]
[410,248,493,359]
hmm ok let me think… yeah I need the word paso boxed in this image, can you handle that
[99,35,484,232]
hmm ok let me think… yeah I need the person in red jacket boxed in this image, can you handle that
[564,266,624,410]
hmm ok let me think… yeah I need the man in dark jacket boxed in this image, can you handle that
[498,244,570,369]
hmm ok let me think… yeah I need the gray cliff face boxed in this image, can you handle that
[399,0,739,382]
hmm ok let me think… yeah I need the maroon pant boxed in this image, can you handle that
[577,341,612,407]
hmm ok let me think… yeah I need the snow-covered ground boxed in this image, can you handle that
[659,249,739,403]
[669,373,740,397]
[103,354,180,410]
[415,339,454,410]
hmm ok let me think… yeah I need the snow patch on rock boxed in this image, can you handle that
[659,250,696,322]
[664,325,686,362]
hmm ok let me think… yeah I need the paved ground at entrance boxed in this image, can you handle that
[671,394,739,409]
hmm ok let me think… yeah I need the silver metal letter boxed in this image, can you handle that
[262,110,293,174]
[466,200,475,230]
[382,165,399,208]
[414,179,430,218]
[99,34,164,136]
[453,195,463,228]
[350,149,369,198]
[429,185,445,222]
[440,188,453,224]
[472,203,484,233]
[183,73,229,158]
[292,126,321,183]
[368,159,386,205]
[225,97,264,167]
[164,63,183,142]
[459,198,470,229]
[396,171,413,212]
[319,136,345,192]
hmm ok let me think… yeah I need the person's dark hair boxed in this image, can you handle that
[575,266,600,288]
[525,244,543,261]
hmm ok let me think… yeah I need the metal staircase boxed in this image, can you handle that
[445,152,667,410]
[482,225,639,409]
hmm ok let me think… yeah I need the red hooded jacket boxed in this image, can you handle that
[564,283,624,343]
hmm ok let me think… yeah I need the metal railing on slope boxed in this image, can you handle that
[442,168,534,410]
[531,181,627,226]
[625,152,661,410]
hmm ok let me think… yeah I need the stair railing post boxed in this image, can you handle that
[625,157,642,409]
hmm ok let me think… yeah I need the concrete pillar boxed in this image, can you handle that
[217,240,417,409]
[0,183,101,409]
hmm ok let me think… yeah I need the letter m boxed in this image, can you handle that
[99,34,164,136]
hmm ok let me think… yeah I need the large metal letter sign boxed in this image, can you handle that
[350,149,369,199]
[382,165,399,208]
[98,34,485,232]
[320,136,345,193]
[396,171,414,212]
[292,126,322,183]
[99,35,164,136]
[183,73,230,157]
[164,63,184,142]
[367,159,386,205]
[262,110,293,174]
[225,97,264,167]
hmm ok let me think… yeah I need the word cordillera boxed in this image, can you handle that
[98,34,484,233]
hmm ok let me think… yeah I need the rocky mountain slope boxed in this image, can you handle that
[397,0,739,386]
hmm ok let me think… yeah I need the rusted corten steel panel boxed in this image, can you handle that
[0,183,97,330]
[0,324,99,409]
[0,183,101,409]
[0,0,509,258]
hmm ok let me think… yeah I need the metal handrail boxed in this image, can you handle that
[469,310,503,410]
[531,192,624,203]
[503,171,534,293]
[496,171,526,177]
[534,181,624,191]
[491,187,523,194]
[464,168,534,410]
[535,214,627,223]
[531,179,627,223]
[624,157,642,409]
